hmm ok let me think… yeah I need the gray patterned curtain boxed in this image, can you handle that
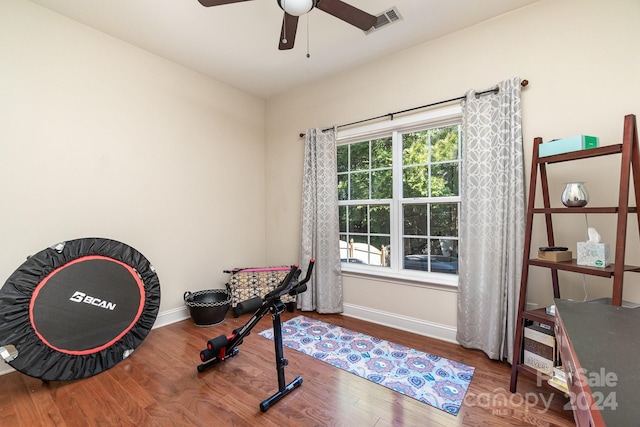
[456,77,525,364]
[299,128,343,313]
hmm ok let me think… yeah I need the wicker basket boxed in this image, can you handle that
[184,289,230,327]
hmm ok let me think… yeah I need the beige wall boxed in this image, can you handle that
[265,0,640,329]
[1,0,640,375]
[0,0,267,316]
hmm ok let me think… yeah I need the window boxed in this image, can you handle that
[337,107,461,286]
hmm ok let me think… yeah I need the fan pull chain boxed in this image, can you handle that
[306,12,310,58]
[282,0,287,44]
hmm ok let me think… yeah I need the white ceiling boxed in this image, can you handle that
[29,0,539,99]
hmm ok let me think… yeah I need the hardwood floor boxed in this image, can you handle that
[0,311,575,426]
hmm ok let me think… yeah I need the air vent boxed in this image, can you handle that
[365,7,402,34]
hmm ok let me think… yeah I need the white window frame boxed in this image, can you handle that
[337,105,462,288]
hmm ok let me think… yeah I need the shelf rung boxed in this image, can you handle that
[532,207,637,214]
[516,363,552,381]
[520,307,554,325]
[538,144,623,164]
[527,259,640,277]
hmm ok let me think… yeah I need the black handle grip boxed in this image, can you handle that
[298,259,315,286]
[289,259,314,296]
[264,265,299,300]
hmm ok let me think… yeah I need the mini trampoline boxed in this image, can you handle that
[0,238,161,381]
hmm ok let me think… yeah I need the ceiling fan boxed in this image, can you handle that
[197,0,377,50]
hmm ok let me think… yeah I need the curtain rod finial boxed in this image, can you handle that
[521,79,529,87]
[299,133,306,138]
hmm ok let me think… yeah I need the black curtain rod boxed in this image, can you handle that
[299,79,529,138]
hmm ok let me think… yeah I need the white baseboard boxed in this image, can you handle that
[152,306,190,329]
[0,360,13,376]
[342,303,459,344]
[0,307,191,377]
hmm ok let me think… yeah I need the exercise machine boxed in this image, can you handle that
[197,260,314,412]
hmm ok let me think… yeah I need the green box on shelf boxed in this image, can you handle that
[538,135,599,157]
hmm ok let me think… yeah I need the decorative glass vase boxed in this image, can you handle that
[561,182,589,207]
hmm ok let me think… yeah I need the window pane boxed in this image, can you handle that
[403,237,429,271]
[340,237,367,265]
[431,256,458,274]
[371,235,391,267]
[370,205,390,234]
[432,238,458,258]
[430,126,459,162]
[404,237,428,256]
[402,131,429,165]
[431,203,458,236]
[340,235,356,263]
[350,142,369,171]
[403,166,428,198]
[350,172,369,200]
[372,169,392,199]
[338,174,348,200]
[403,204,427,236]
[348,205,367,233]
[339,206,347,233]
[431,163,459,197]
[431,239,459,274]
[371,137,392,168]
[337,145,349,173]
[351,235,369,264]
[404,238,458,274]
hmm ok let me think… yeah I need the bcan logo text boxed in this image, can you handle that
[69,291,117,311]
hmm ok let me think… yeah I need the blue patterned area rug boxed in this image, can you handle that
[259,315,474,415]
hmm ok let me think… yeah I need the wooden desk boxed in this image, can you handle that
[554,299,640,426]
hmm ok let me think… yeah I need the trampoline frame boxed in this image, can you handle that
[0,237,161,381]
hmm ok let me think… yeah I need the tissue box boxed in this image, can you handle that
[577,242,611,267]
[538,135,599,157]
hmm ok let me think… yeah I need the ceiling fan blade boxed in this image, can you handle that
[316,0,376,31]
[278,13,299,50]
[197,0,254,7]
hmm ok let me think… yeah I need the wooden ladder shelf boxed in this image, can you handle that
[509,114,640,393]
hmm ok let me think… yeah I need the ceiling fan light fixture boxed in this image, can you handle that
[278,0,314,17]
